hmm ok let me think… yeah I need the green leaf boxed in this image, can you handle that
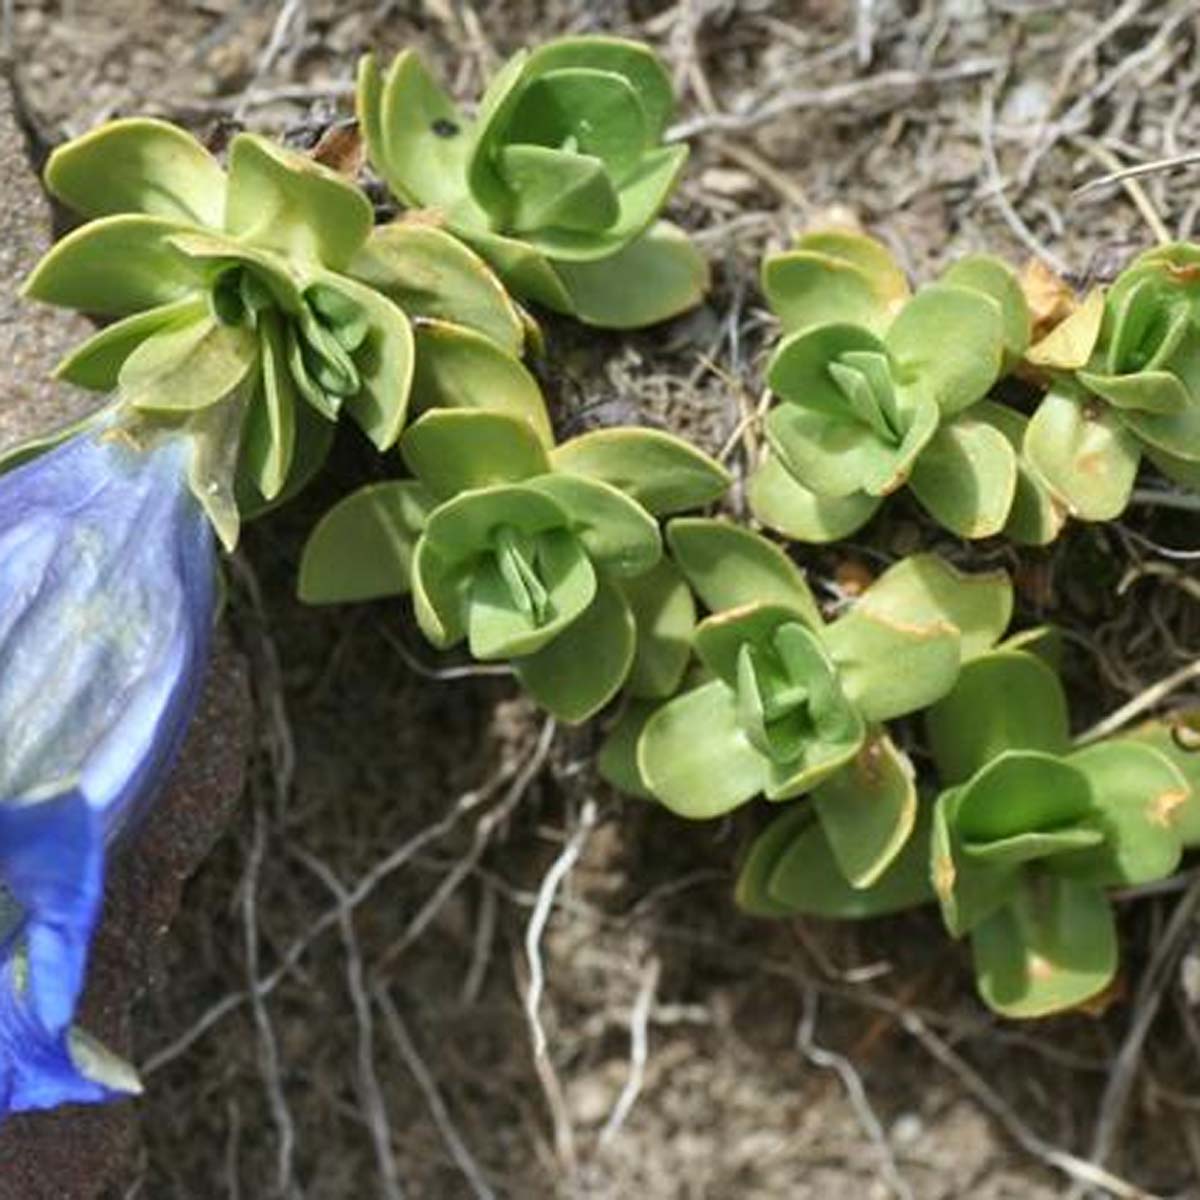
[1146,443,1200,490]
[764,803,934,919]
[117,313,257,414]
[763,229,908,335]
[312,272,414,451]
[349,223,524,355]
[236,392,335,521]
[514,574,636,723]
[299,480,434,603]
[1120,394,1200,464]
[926,650,1070,786]
[521,36,676,142]
[822,607,960,722]
[497,143,620,234]
[618,558,696,698]
[54,296,207,390]
[22,214,202,315]
[45,117,227,227]
[931,786,1019,937]
[362,51,485,222]
[469,528,596,659]
[766,395,933,500]
[526,473,662,577]
[852,552,1012,661]
[553,221,710,328]
[598,699,660,800]
[812,730,918,887]
[972,875,1117,1018]
[411,538,469,647]
[767,323,889,420]
[505,67,646,185]
[401,409,550,499]
[940,254,1031,367]
[242,309,297,499]
[521,145,689,263]
[1052,741,1187,885]
[1078,368,1191,416]
[667,518,821,624]
[954,752,1093,844]
[907,414,1018,539]
[224,133,373,270]
[421,483,567,561]
[552,427,730,515]
[885,285,1004,415]
[638,678,770,818]
[971,401,1068,546]
[1127,716,1200,846]
[747,453,880,542]
[692,603,813,690]
[735,804,813,917]
[467,48,538,222]
[409,319,552,447]
[463,228,575,312]
[1024,388,1141,520]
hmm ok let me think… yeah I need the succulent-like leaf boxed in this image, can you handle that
[312,272,414,451]
[1128,716,1200,846]
[513,575,636,723]
[971,874,1117,1019]
[552,427,730,515]
[349,223,525,355]
[748,804,934,919]
[763,229,909,336]
[525,473,662,577]
[298,480,434,603]
[117,313,257,414]
[735,804,813,917]
[224,134,373,271]
[821,607,960,722]
[618,558,696,698]
[552,221,711,328]
[54,296,207,390]
[44,117,226,228]
[467,529,597,660]
[1024,388,1141,520]
[1051,741,1188,885]
[811,730,918,887]
[360,52,484,221]
[885,285,1004,415]
[498,142,621,235]
[851,552,1012,661]
[401,409,550,499]
[408,320,552,446]
[462,228,575,312]
[666,518,821,624]
[691,603,815,689]
[597,699,660,800]
[926,650,1070,786]
[940,254,1031,367]
[242,309,297,499]
[22,214,202,315]
[520,36,676,141]
[907,414,1018,538]
[638,678,771,818]
[747,452,881,542]
[971,401,1067,546]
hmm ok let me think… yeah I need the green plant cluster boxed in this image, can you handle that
[19,34,1200,1022]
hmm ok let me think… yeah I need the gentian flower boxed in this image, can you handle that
[0,422,215,1115]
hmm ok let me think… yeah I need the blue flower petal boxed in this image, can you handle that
[0,424,216,1116]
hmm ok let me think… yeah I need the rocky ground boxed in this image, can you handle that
[4,2,1200,1197]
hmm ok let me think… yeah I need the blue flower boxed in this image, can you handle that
[0,425,216,1115]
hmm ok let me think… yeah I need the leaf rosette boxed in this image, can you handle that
[751,231,1028,542]
[299,410,729,723]
[925,648,1192,1017]
[22,119,533,545]
[634,525,1013,853]
[1025,243,1200,520]
[358,36,708,328]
